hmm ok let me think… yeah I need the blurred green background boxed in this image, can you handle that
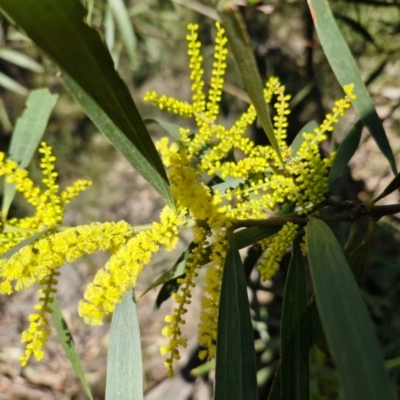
[0,0,400,398]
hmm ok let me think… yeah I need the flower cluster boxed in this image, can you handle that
[144,22,355,374]
[0,21,355,375]
[0,143,186,366]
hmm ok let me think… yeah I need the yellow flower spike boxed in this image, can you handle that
[61,179,92,205]
[79,206,186,326]
[138,22,358,375]
[187,23,206,120]
[198,232,228,361]
[0,23,358,374]
[0,221,134,295]
[205,22,228,122]
[19,270,59,366]
[143,92,194,118]
[258,223,299,281]
[161,226,207,376]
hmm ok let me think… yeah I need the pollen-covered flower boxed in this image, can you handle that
[0,142,92,255]
[143,20,356,375]
[258,222,299,281]
[78,206,187,326]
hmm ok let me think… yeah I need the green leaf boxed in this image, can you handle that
[141,242,196,301]
[307,217,396,400]
[280,240,309,400]
[365,59,388,87]
[2,88,58,219]
[49,296,94,400]
[386,357,400,371]
[334,14,376,46]
[62,73,173,207]
[348,220,375,285]
[153,226,281,308]
[308,298,327,351]
[109,0,138,70]
[0,227,54,259]
[267,366,282,400]
[211,177,245,194]
[371,172,400,205]
[215,231,257,400]
[171,0,220,21]
[0,0,173,206]
[0,70,27,95]
[217,8,283,163]
[104,4,116,53]
[0,48,44,72]
[308,0,397,174]
[290,121,318,156]
[234,225,281,248]
[106,289,143,400]
[329,120,363,185]
[144,118,182,140]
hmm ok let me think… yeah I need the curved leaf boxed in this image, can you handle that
[0,48,44,72]
[0,70,27,95]
[215,231,257,400]
[348,219,376,285]
[217,7,283,163]
[106,290,143,400]
[372,172,400,205]
[0,0,173,206]
[2,88,58,219]
[329,119,363,185]
[49,295,94,400]
[307,217,396,400]
[153,226,281,308]
[109,0,138,70]
[365,59,388,87]
[171,0,220,21]
[308,0,397,174]
[144,118,181,140]
[280,240,309,400]
[141,242,196,301]
[334,14,376,46]
[290,121,318,156]
[0,227,53,259]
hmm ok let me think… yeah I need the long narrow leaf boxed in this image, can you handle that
[2,88,58,219]
[348,220,376,285]
[334,14,376,46]
[280,240,309,400]
[0,227,53,259]
[144,118,181,140]
[308,0,397,174]
[141,242,196,300]
[171,0,220,21]
[49,296,94,400]
[267,366,282,400]
[0,48,44,72]
[371,172,400,205]
[0,0,173,206]
[217,7,282,163]
[62,73,171,204]
[215,231,257,400]
[0,70,27,95]
[307,217,396,400]
[109,0,138,70]
[290,121,318,156]
[153,226,281,308]
[106,290,143,400]
[329,120,363,185]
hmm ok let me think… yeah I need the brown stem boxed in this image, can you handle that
[231,201,400,229]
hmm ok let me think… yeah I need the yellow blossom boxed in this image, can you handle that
[78,206,187,326]
[144,21,356,374]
